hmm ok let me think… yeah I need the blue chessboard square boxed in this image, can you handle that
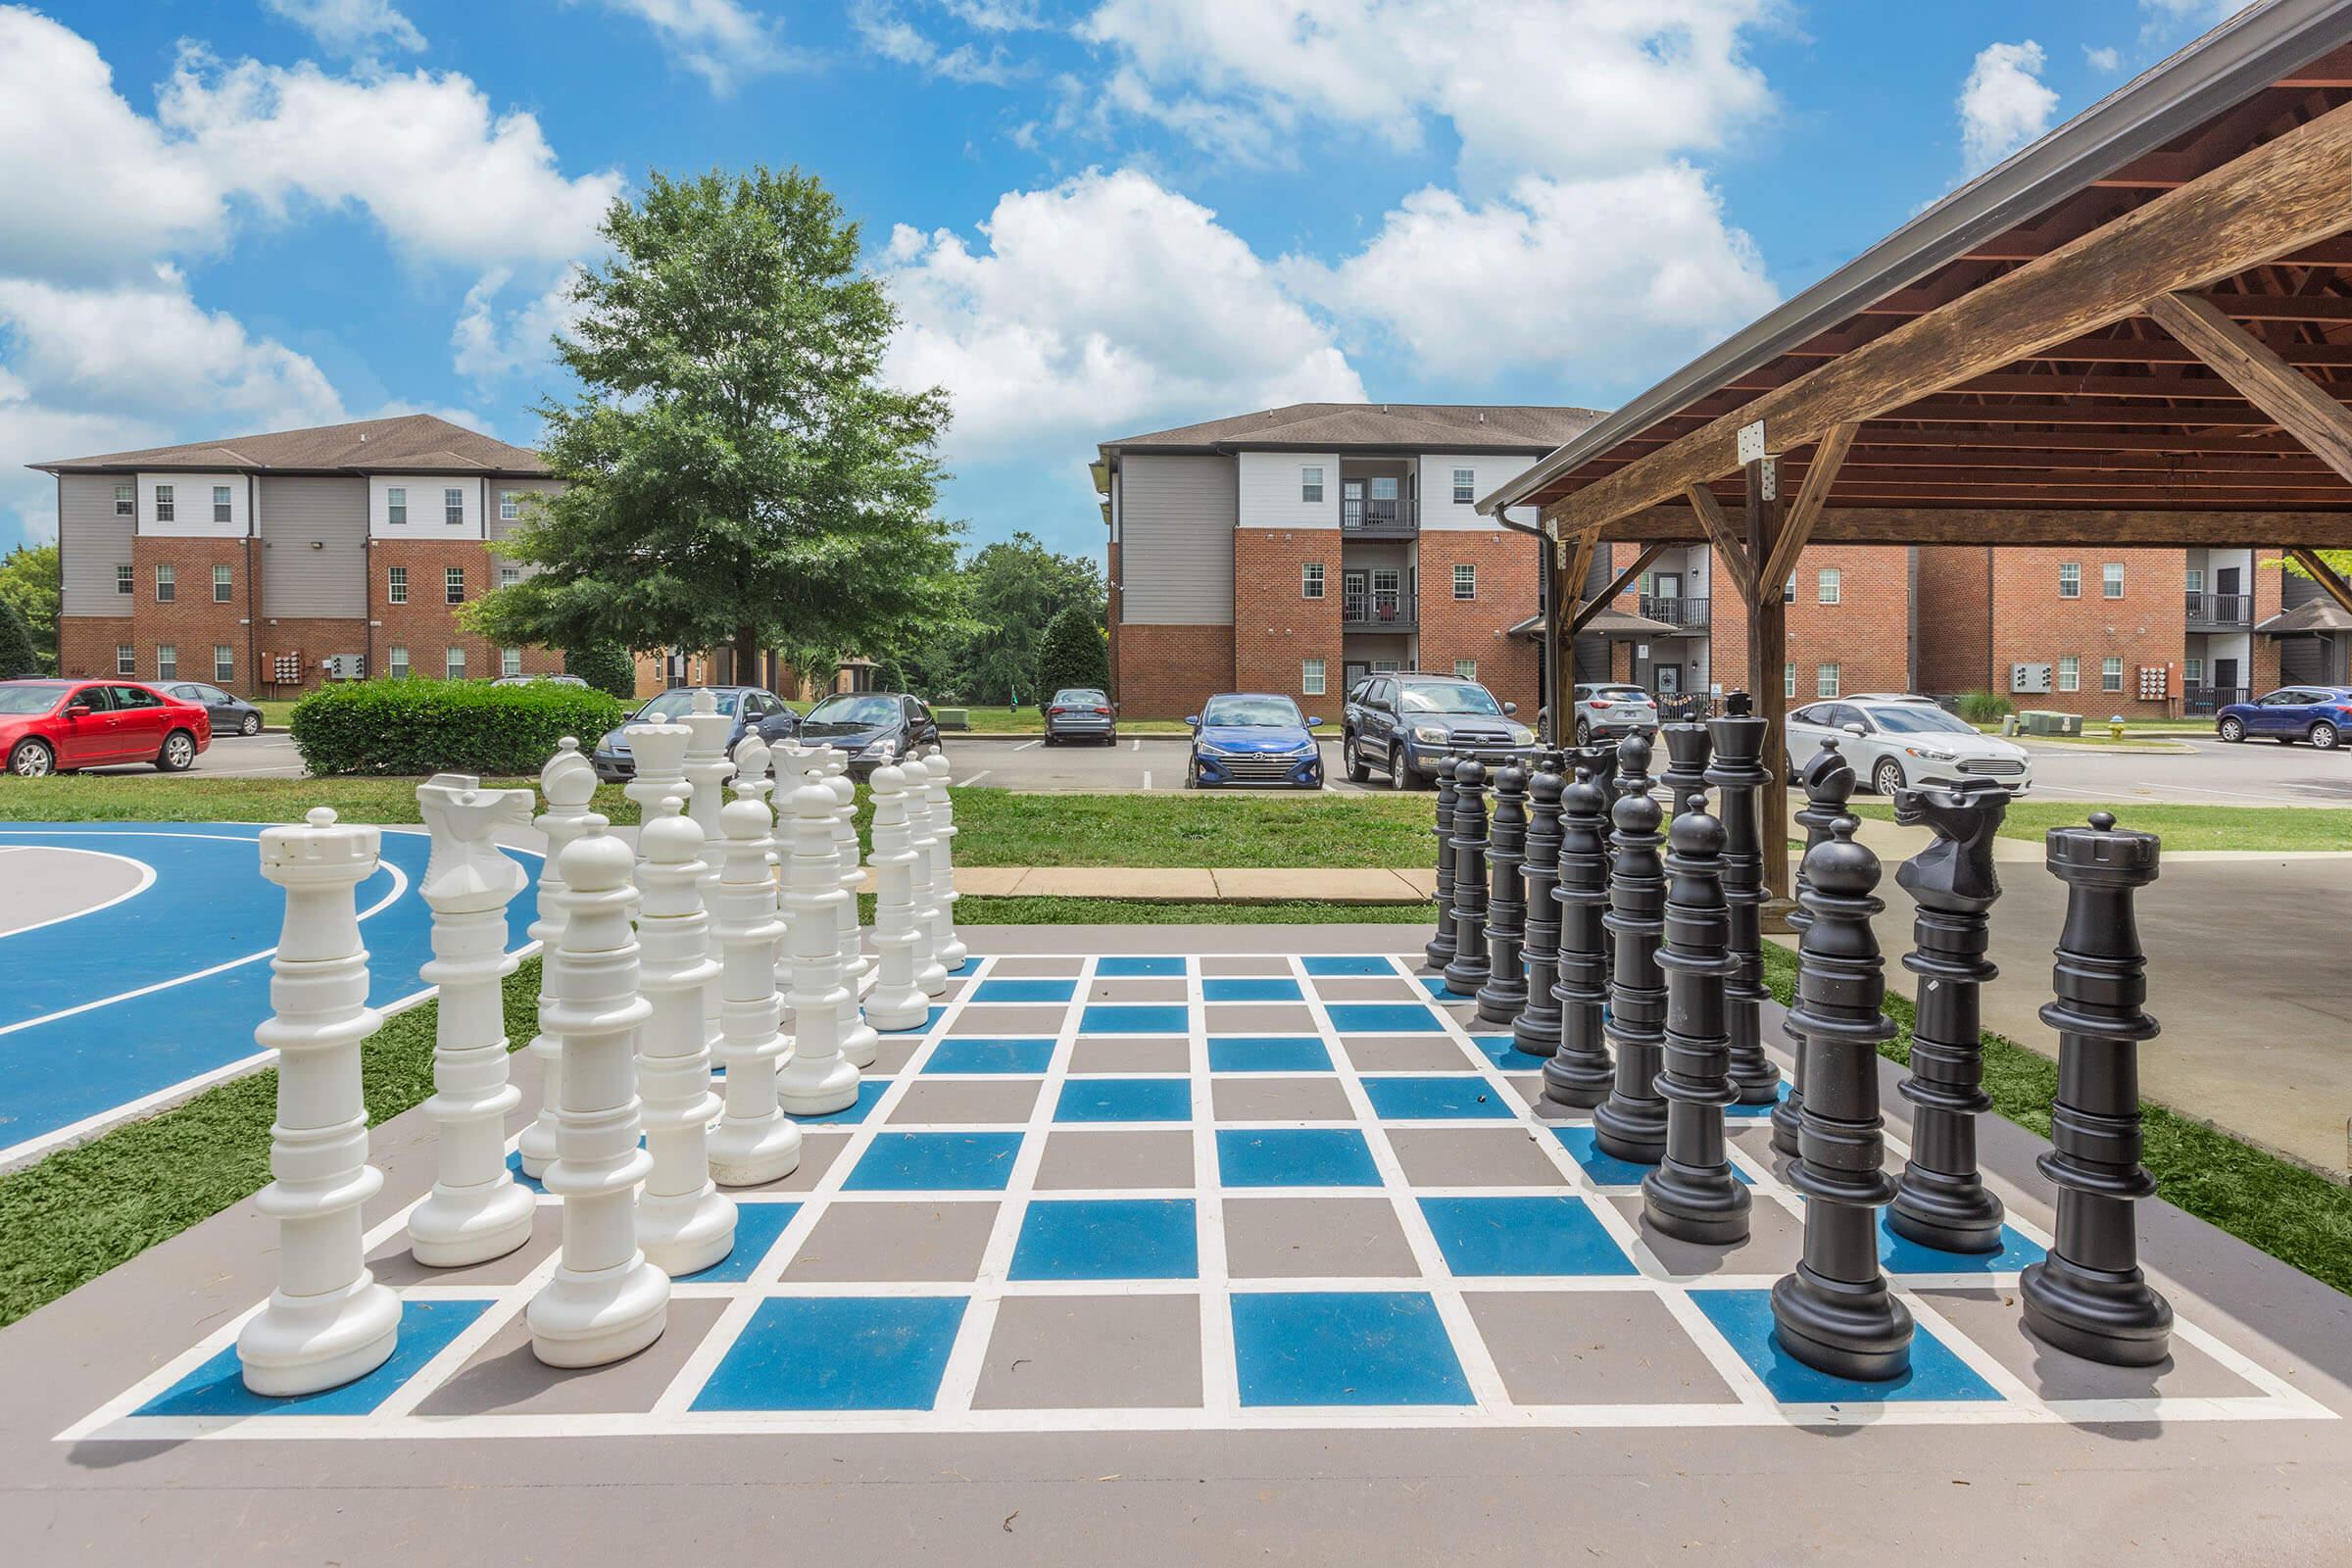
[1301,955,1399,977]
[1079,1004,1191,1035]
[504,1150,546,1195]
[880,1005,948,1035]
[788,1079,890,1125]
[1203,977,1302,1003]
[1468,1035,1554,1073]
[924,1038,1057,1075]
[1726,1080,1791,1119]
[844,1131,1025,1191]
[692,1296,967,1411]
[1098,956,1187,976]
[1231,1291,1472,1406]
[1549,1125,1659,1186]
[1419,1196,1639,1277]
[1216,1128,1381,1188]
[1054,1077,1192,1123]
[1362,1075,1513,1120]
[1008,1199,1200,1281]
[1417,975,1453,999]
[1207,1036,1333,1073]
[1690,1289,2000,1404]
[678,1200,802,1282]
[1879,1213,2048,1275]
[1326,1003,1446,1035]
[136,1298,491,1417]
[972,978,1076,1004]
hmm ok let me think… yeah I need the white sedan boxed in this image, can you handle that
[1785,696,2033,797]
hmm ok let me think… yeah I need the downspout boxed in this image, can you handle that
[246,473,260,698]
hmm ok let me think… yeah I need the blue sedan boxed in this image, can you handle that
[2216,685,2352,750]
[1183,693,1325,789]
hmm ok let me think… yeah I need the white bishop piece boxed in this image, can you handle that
[519,737,599,1179]
[818,747,879,1067]
[631,795,737,1276]
[862,759,932,1031]
[904,745,949,998]
[776,774,862,1114]
[706,780,801,1185]
[920,747,967,975]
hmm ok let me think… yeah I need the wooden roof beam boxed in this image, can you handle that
[2288,548,2352,615]
[1595,506,2352,547]
[2143,290,2352,484]
[1683,484,1758,604]
[1567,541,1679,634]
[1758,422,1856,599]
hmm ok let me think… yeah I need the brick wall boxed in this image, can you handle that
[1711,544,1913,701]
[1983,547,2185,717]
[2252,548,2285,694]
[1915,546,1995,695]
[1233,529,1343,713]
[1115,623,1234,718]
[1417,530,1541,714]
[126,536,261,689]
[253,615,371,692]
[58,614,134,680]
[369,539,562,683]
[1106,538,1123,705]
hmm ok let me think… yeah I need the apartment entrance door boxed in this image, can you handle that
[1655,663,1683,696]
[2213,656,2240,692]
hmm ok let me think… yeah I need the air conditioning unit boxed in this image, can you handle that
[322,654,367,680]
[2010,662,2051,694]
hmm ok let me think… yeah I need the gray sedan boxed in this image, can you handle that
[1045,688,1117,746]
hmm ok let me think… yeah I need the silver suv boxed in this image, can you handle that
[1569,683,1659,746]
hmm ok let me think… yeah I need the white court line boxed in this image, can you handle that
[0,846,156,941]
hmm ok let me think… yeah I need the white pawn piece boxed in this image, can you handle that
[407,774,537,1268]
[707,786,802,1184]
[680,688,738,844]
[903,746,949,999]
[527,822,670,1368]
[776,777,863,1113]
[631,796,736,1276]
[919,748,969,975]
[862,760,932,1031]
[519,737,599,1179]
[238,808,403,1396]
[819,749,879,1068]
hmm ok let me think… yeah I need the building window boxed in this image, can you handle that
[388,645,410,679]
[445,645,466,680]
[213,485,232,524]
[387,486,407,525]
[2185,566,2205,595]
[2103,563,2125,599]
[499,565,520,589]
[155,644,176,680]
[213,564,232,603]
[1300,562,1325,599]
[1299,466,1324,504]
[1784,661,1796,698]
[2102,655,2125,692]
[2057,655,2080,692]
[1817,567,1840,605]
[2058,562,2081,598]
[113,483,133,517]
[1783,576,1795,604]
[154,564,174,602]
[387,565,407,604]
[444,486,465,526]
[499,491,519,522]
[2185,656,2205,686]
[501,648,522,678]
[154,484,174,522]
[1816,662,1840,698]
[214,645,234,685]
[446,566,465,605]
[1300,657,1326,696]
[115,644,134,675]
[1451,467,1476,505]
[1453,564,1477,600]
[1453,659,1478,682]
[115,564,132,596]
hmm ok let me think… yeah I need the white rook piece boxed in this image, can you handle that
[776,777,862,1114]
[920,748,968,974]
[707,786,802,1184]
[862,760,931,1031]
[904,747,949,999]
[681,688,738,844]
[820,748,879,1067]
[528,822,669,1368]
[406,775,536,1268]
[238,808,402,1396]
[520,737,598,1179]
[631,796,736,1276]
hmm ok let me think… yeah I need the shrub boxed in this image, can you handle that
[1032,602,1108,699]
[290,678,629,777]
[1954,690,2014,723]
[564,643,637,700]
[0,598,38,679]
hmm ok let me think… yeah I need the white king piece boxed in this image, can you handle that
[406,774,538,1269]
[519,737,599,1179]
[238,808,402,1396]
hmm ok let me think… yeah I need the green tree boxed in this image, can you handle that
[1033,601,1109,699]
[954,532,1103,704]
[564,644,636,700]
[0,543,59,674]
[467,167,960,674]
[0,597,40,678]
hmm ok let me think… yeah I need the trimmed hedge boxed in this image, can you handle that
[290,678,629,777]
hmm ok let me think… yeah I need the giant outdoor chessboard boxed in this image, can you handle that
[61,946,2322,1445]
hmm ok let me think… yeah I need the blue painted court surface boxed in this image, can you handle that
[0,823,540,1159]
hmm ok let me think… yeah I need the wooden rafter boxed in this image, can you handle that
[1683,484,1757,605]
[2143,291,2352,484]
[2287,547,2352,616]
[1759,422,1856,599]
[1597,506,2352,547]
[1566,541,1676,634]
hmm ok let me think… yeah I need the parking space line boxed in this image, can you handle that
[1012,739,1043,752]
[1143,770,1153,790]
[959,769,992,787]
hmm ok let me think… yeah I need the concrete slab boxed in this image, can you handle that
[1011,867,1219,898]
[1211,867,1421,902]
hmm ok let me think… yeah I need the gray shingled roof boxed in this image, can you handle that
[30,414,549,475]
[1102,403,1605,455]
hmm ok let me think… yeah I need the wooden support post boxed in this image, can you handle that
[1760,422,1857,599]
[2144,293,2352,482]
[1743,456,1792,912]
[2287,548,2352,616]
[1568,541,1676,635]
[1685,486,1758,605]
[1547,527,1598,742]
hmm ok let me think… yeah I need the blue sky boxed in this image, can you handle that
[1,0,2247,564]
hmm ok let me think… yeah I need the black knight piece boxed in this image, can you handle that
[1425,756,1462,970]
[2019,812,2173,1368]
[1888,778,2011,1254]
[1442,760,1493,995]
[1593,733,1669,1164]
[1641,792,1752,1244]
[1772,738,1856,1158]
[1512,755,1567,1055]
[1544,763,1616,1107]
[1477,763,1533,1021]
[1706,693,1782,1104]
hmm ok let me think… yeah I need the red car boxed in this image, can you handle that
[1,678,212,777]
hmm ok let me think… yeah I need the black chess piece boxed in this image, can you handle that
[2020,811,2172,1368]
[1642,792,1751,1244]
[1706,693,1782,1105]
[1659,722,1712,822]
[1593,733,1668,1164]
[1888,777,2011,1254]
[1544,763,1615,1107]
[1425,756,1462,970]
[1477,762,1532,1022]
[1586,741,1623,817]
[1772,738,1855,1158]
[1442,760,1493,995]
[1512,756,1567,1055]
[1770,814,1911,1381]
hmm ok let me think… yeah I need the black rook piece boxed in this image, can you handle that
[1888,778,2011,1253]
[1706,692,1782,1105]
[1771,815,1911,1381]
[1641,792,1752,1244]
[1593,733,1669,1164]
[1477,763,1533,1022]
[1512,756,1567,1055]
[1772,739,1856,1158]
[1659,722,1712,821]
[2020,812,2172,1368]
[1544,764,1616,1106]
[1425,758,1462,970]
[1442,760,1493,995]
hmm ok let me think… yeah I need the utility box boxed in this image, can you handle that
[935,707,971,732]
[2010,662,2052,694]
[321,654,367,681]
[2021,709,2082,736]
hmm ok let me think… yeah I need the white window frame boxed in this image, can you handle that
[154,483,174,523]
[1300,657,1326,696]
[445,565,465,605]
[1299,466,1324,504]
[212,485,232,524]
[154,564,174,602]
[115,644,135,675]
[213,564,232,603]
[2185,656,2206,686]
[2058,562,2082,599]
[387,486,408,526]
[1817,567,1840,605]
[115,564,133,596]
[2057,655,2081,692]
[498,565,520,590]
[1451,467,1476,505]
[2185,566,2205,595]
[501,648,523,678]
[214,645,234,685]
[444,486,466,526]
[445,645,466,680]
[1782,576,1795,604]
[1453,563,1476,601]
[1453,659,1478,682]
[499,491,519,522]
[1816,662,1840,698]
[1300,563,1325,600]
[155,644,176,680]
[387,565,407,604]
[113,483,133,517]
[2102,655,2125,692]
[1785,662,1796,698]
[388,645,411,679]
[2103,563,2125,600]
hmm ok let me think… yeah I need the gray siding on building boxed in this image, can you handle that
[488,477,564,543]
[59,475,132,616]
[259,476,368,617]
[1118,455,1234,625]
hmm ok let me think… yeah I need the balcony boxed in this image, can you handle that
[1340,496,1417,536]
[1639,594,1710,631]
[2185,592,2253,629]
[1342,589,1416,629]
[2183,685,2250,715]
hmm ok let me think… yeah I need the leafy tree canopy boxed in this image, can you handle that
[0,597,41,679]
[0,543,59,675]
[1033,601,1109,700]
[883,531,1102,705]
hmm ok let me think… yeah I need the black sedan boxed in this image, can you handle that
[592,685,801,782]
[797,692,943,777]
[163,680,266,737]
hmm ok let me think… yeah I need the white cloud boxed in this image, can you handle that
[940,0,1045,26]
[589,0,801,93]
[262,0,426,57]
[1958,39,2058,173]
[853,1,1023,85]
[878,169,1364,461]
[2084,44,2123,72]
[454,268,587,379]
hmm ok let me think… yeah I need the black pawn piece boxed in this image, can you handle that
[1706,692,1781,1105]
[1593,733,1669,1164]
[1659,722,1713,819]
[1642,792,1752,1244]
[1477,763,1532,1022]
[1888,778,2011,1253]
[1425,758,1462,970]
[1512,757,1567,1055]
[1772,738,1856,1158]
[1544,764,1615,1106]
[1441,760,1493,996]
[1771,814,1910,1382]
[2020,811,2172,1368]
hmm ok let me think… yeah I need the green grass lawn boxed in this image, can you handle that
[252,699,301,729]
[1850,800,2352,853]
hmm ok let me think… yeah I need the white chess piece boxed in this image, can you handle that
[903,745,948,999]
[919,748,968,974]
[862,760,931,1031]
[707,787,802,1185]
[407,775,537,1268]
[817,749,879,1067]
[238,808,403,1396]
[681,688,738,844]
[528,821,670,1368]
[631,796,736,1276]
[775,777,861,1114]
[519,737,599,1179]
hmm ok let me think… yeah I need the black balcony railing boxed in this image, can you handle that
[1639,594,1710,629]
[2183,685,2251,715]
[1341,589,1415,627]
[2184,591,2253,628]
[1653,692,1719,723]
[1341,497,1417,533]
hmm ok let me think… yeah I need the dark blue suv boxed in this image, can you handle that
[2216,685,2352,750]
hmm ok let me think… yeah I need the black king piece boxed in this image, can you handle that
[1592,732,1669,1164]
[1706,692,1783,1104]
[1641,792,1752,1245]
[1544,763,1615,1106]
[1772,738,1855,1158]
[1476,762,1532,1021]
[1511,754,1567,1054]
[1441,760,1493,996]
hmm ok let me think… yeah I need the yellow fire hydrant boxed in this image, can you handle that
[2108,715,2126,742]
